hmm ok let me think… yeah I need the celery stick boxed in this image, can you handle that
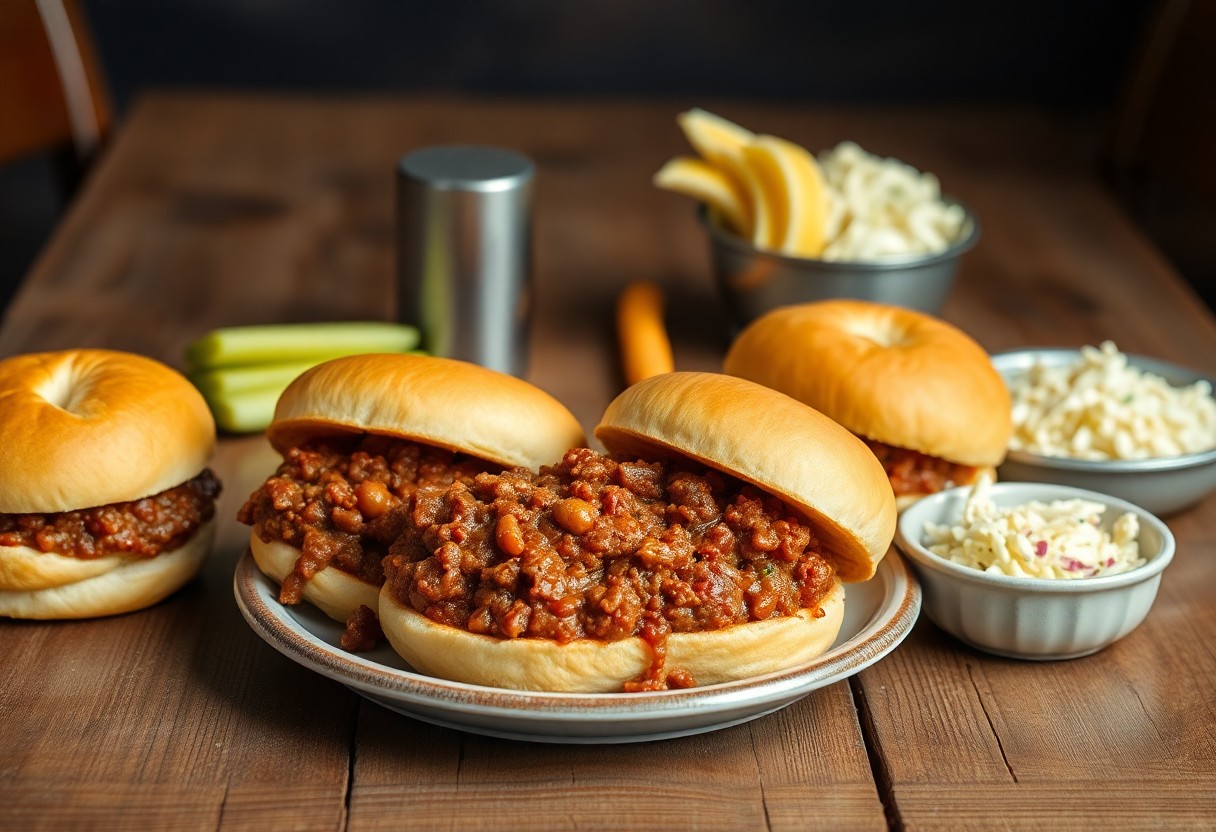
[208,386,284,434]
[192,359,325,399]
[186,322,421,370]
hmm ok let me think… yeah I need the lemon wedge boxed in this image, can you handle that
[653,156,750,234]
[658,109,828,254]
[675,109,769,241]
[742,135,830,257]
[676,108,754,163]
[733,157,776,250]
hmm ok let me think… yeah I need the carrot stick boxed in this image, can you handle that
[616,281,675,386]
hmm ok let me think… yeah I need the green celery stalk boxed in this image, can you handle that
[207,386,284,434]
[191,360,326,400]
[186,322,421,370]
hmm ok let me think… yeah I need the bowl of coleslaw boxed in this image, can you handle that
[705,141,979,327]
[993,344,1216,515]
[895,478,1175,660]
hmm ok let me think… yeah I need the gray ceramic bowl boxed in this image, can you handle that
[703,203,979,328]
[896,482,1175,660]
[993,349,1216,516]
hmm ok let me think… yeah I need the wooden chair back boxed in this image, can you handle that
[1107,0,1216,206]
[0,0,111,166]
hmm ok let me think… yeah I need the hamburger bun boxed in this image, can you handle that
[595,372,895,582]
[266,353,585,468]
[249,531,378,622]
[380,581,845,693]
[250,353,586,623]
[0,350,218,619]
[378,372,896,692]
[0,521,216,619]
[723,300,1011,502]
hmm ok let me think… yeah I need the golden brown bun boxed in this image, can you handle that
[248,529,378,622]
[723,300,1012,468]
[379,580,844,692]
[0,519,215,619]
[893,465,994,511]
[595,372,895,582]
[0,545,125,591]
[0,350,216,513]
[266,353,585,470]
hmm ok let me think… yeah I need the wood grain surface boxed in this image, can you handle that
[0,94,1213,831]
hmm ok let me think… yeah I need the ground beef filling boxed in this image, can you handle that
[0,470,222,559]
[383,447,836,691]
[341,604,384,652]
[236,435,495,606]
[863,438,978,497]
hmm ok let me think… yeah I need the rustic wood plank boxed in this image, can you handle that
[349,683,884,832]
[894,782,1216,831]
[0,780,358,832]
[0,436,354,830]
[0,782,225,832]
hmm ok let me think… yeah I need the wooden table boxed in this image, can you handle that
[2,94,1214,831]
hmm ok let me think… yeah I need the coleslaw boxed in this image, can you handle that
[923,476,1143,579]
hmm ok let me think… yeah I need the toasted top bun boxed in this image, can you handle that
[723,300,1012,468]
[0,350,216,513]
[379,579,845,692]
[594,372,895,582]
[266,354,585,470]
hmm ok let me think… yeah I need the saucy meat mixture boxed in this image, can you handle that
[383,447,837,691]
[0,470,222,559]
[237,435,495,606]
[864,439,978,497]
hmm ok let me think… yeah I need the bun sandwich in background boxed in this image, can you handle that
[724,299,1012,508]
[377,372,896,693]
[0,350,221,619]
[236,353,586,649]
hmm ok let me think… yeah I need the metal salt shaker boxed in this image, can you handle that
[396,145,535,377]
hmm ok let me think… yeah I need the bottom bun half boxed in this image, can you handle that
[249,530,379,623]
[378,580,845,692]
[0,519,216,620]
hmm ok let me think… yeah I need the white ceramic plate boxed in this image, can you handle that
[234,550,920,743]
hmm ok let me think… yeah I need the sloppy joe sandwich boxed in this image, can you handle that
[0,350,220,619]
[724,300,1011,508]
[237,353,585,647]
[378,372,896,692]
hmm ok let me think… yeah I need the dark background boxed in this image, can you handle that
[83,0,1154,108]
[0,0,1183,312]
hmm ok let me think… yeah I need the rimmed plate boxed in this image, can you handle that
[233,550,920,743]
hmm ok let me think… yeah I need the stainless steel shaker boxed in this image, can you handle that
[396,145,535,377]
